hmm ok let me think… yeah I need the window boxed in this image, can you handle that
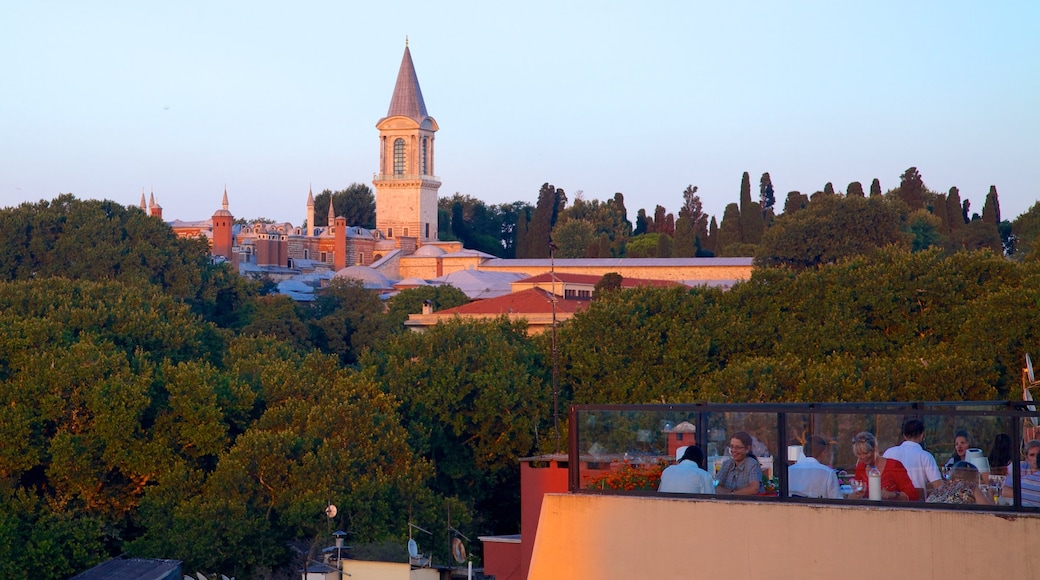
[421,137,428,175]
[303,249,309,259]
[358,253,364,265]
[425,223,430,238]
[320,252,327,263]
[388,227,394,238]
[393,138,405,175]
[404,227,409,237]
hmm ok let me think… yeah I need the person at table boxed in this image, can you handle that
[988,433,1013,476]
[882,418,942,490]
[658,445,715,494]
[943,429,972,469]
[788,435,842,499]
[716,431,763,495]
[1021,440,1040,476]
[927,461,994,505]
[850,432,918,501]
[999,440,1040,503]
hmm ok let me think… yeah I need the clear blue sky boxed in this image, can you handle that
[2,1,1038,225]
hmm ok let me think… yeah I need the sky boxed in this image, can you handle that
[2,1,1038,226]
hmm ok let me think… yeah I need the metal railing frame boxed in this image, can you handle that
[568,401,1039,512]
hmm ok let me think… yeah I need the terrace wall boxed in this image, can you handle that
[529,493,1040,579]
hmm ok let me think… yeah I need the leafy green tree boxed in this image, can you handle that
[363,318,549,534]
[240,294,313,351]
[783,191,808,215]
[624,233,660,258]
[552,219,598,258]
[313,184,376,228]
[0,195,206,298]
[847,181,865,197]
[755,194,911,269]
[1011,202,1040,258]
[870,178,883,197]
[306,279,392,366]
[593,272,623,298]
[386,284,470,326]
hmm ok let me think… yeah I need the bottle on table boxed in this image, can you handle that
[868,464,882,501]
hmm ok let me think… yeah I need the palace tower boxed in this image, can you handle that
[373,43,441,242]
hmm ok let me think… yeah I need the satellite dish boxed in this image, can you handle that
[325,504,337,518]
[1028,354,1036,384]
[407,538,419,559]
[451,537,467,564]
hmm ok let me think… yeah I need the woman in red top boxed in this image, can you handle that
[849,432,918,501]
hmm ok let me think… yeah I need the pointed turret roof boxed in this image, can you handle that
[307,185,314,207]
[385,44,428,123]
[222,187,229,211]
[139,189,146,210]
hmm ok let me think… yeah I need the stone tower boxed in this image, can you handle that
[212,188,234,259]
[373,42,441,242]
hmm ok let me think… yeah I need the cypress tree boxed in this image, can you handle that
[847,181,865,197]
[870,178,882,197]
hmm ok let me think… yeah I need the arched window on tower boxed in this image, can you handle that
[393,138,406,175]
[421,137,428,175]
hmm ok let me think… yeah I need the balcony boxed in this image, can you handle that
[521,401,1040,578]
[372,173,441,184]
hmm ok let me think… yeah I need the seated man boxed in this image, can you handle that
[658,445,715,494]
[1016,469,1040,507]
[788,435,842,499]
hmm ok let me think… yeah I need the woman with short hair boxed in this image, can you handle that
[715,431,763,495]
[849,432,918,501]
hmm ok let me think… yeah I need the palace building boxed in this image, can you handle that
[153,43,753,298]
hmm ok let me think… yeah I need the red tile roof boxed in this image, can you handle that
[438,288,588,315]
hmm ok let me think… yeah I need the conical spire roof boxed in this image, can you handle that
[385,45,428,123]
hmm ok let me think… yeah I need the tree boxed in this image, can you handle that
[306,279,392,366]
[550,219,598,258]
[870,178,882,197]
[363,318,549,534]
[517,183,564,258]
[0,195,210,300]
[717,203,743,252]
[823,182,835,196]
[386,284,469,326]
[783,191,808,215]
[593,272,623,298]
[625,233,660,258]
[755,195,912,269]
[847,181,865,198]
[759,173,776,211]
[1011,202,1040,258]
[634,209,649,236]
[738,172,765,244]
[313,184,376,228]
[895,167,925,211]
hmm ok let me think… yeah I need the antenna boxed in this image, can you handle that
[407,522,433,567]
[549,236,560,453]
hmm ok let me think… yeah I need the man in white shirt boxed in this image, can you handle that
[659,445,715,494]
[883,418,942,490]
[788,435,842,499]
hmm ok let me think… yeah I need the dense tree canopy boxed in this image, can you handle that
[313,184,376,229]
